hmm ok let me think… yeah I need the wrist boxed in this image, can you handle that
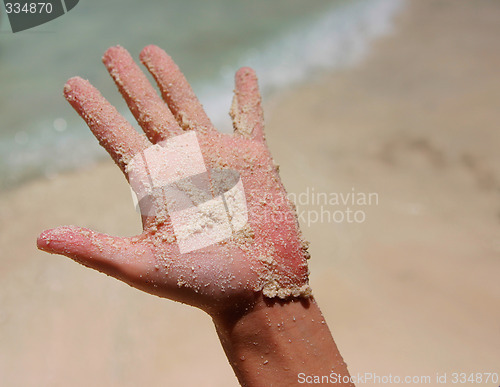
[212,292,354,387]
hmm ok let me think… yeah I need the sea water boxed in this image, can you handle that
[0,0,404,190]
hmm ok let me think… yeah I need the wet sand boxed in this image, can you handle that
[1,0,499,385]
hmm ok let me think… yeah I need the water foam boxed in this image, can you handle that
[0,0,405,190]
[199,0,406,132]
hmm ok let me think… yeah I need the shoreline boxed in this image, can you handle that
[2,0,500,385]
[1,0,403,192]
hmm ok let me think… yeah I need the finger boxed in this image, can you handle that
[102,46,183,143]
[140,45,213,133]
[37,226,151,283]
[230,67,266,143]
[64,77,148,174]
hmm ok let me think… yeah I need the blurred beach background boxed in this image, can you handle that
[0,0,499,385]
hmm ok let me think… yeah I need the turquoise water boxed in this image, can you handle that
[0,0,404,190]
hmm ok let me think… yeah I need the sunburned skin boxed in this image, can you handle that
[35,45,355,387]
[37,45,311,314]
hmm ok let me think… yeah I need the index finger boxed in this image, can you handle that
[64,76,148,174]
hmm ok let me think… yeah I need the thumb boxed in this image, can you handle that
[37,225,151,281]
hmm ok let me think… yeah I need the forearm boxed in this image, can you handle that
[213,293,354,387]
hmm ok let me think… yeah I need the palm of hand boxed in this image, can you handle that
[37,45,310,315]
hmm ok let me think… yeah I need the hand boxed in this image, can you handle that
[37,46,353,387]
[37,45,310,316]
